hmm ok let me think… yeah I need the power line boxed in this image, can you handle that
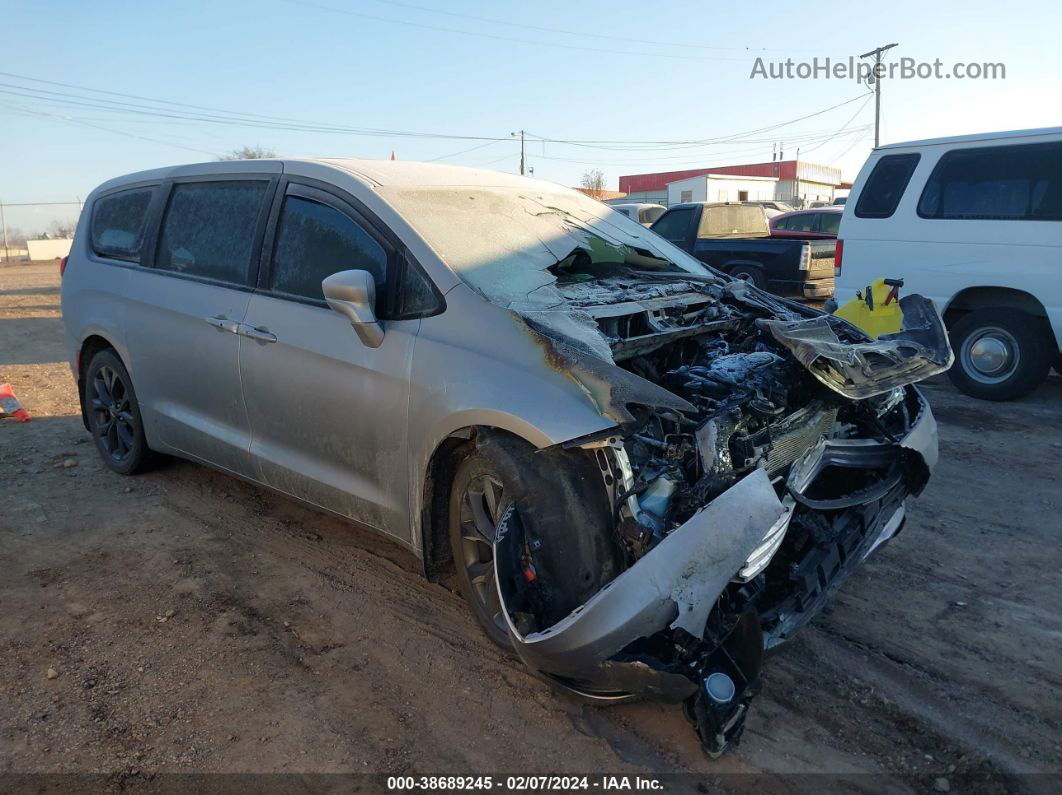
[366,0,797,53]
[829,128,872,165]
[280,0,749,61]
[0,100,220,157]
[425,139,504,162]
[532,128,871,167]
[524,93,873,150]
[0,74,875,155]
[790,95,873,157]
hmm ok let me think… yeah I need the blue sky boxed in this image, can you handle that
[2,0,1059,233]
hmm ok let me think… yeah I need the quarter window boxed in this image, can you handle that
[156,181,267,284]
[917,141,1062,220]
[854,153,920,218]
[819,213,841,236]
[270,196,387,301]
[91,188,154,262]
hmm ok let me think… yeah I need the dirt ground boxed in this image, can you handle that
[2,261,1060,791]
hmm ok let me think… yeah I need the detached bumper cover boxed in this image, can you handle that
[496,390,939,697]
[495,468,783,689]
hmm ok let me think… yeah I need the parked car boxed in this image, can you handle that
[741,200,793,219]
[806,200,832,209]
[770,207,842,240]
[62,159,948,757]
[610,202,666,226]
[650,201,836,298]
[832,196,848,206]
[837,126,1062,400]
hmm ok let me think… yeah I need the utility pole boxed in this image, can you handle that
[0,201,8,263]
[860,43,898,148]
[511,130,526,175]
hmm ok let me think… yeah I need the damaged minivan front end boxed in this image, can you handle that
[495,273,944,755]
[381,180,951,757]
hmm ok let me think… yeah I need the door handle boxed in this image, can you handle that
[238,323,277,344]
[205,315,240,333]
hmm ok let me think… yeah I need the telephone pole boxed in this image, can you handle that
[511,130,525,175]
[859,43,898,148]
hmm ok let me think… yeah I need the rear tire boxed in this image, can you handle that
[728,266,766,290]
[83,349,156,475]
[947,308,1053,401]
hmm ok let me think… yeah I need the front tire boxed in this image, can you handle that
[84,349,155,475]
[447,434,624,649]
[947,308,1053,401]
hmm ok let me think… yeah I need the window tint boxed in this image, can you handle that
[773,216,790,230]
[271,196,387,300]
[917,141,1062,221]
[156,181,267,283]
[394,258,441,317]
[651,207,694,244]
[91,188,154,262]
[819,212,841,236]
[854,154,920,218]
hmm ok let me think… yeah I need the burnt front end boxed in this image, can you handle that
[496,272,947,757]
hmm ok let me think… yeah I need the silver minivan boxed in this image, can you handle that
[62,159,948,756]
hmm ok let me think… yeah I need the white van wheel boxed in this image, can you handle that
[948,308,1053,401]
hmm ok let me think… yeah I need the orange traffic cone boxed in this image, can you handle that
[0,383,31,422]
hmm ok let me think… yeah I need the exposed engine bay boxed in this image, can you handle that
[492,262,949,758]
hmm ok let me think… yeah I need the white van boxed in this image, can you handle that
[836,127,1062,400]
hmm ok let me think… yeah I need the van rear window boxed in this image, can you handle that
[854,154,920,219]
[917,141,1062,221]
[91,188,155,262]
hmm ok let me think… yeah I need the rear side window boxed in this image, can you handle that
[91,188,154,262]
[651,207,694,244]
[156,181,267,284]
[819,213,841,236]
[270,196,387,300]
[785,213,817,233]
[917,141,1062,221]
[855,154,920,218]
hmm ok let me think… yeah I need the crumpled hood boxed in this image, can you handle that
[378,184,718,360]
[758,295,954,399]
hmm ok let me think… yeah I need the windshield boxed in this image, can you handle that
[378,185,715,313]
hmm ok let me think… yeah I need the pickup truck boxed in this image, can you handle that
[649,202,835,299]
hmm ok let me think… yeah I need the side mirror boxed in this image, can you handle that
[322,269,384,348]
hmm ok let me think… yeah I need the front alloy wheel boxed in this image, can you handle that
[458,474,510,642]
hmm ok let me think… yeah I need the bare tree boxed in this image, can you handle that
[47,219,77,239]
[218,145,277,161]
[580,169,607,199]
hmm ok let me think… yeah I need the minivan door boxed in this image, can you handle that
[122,175,275,478]
[238,183,418,541]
